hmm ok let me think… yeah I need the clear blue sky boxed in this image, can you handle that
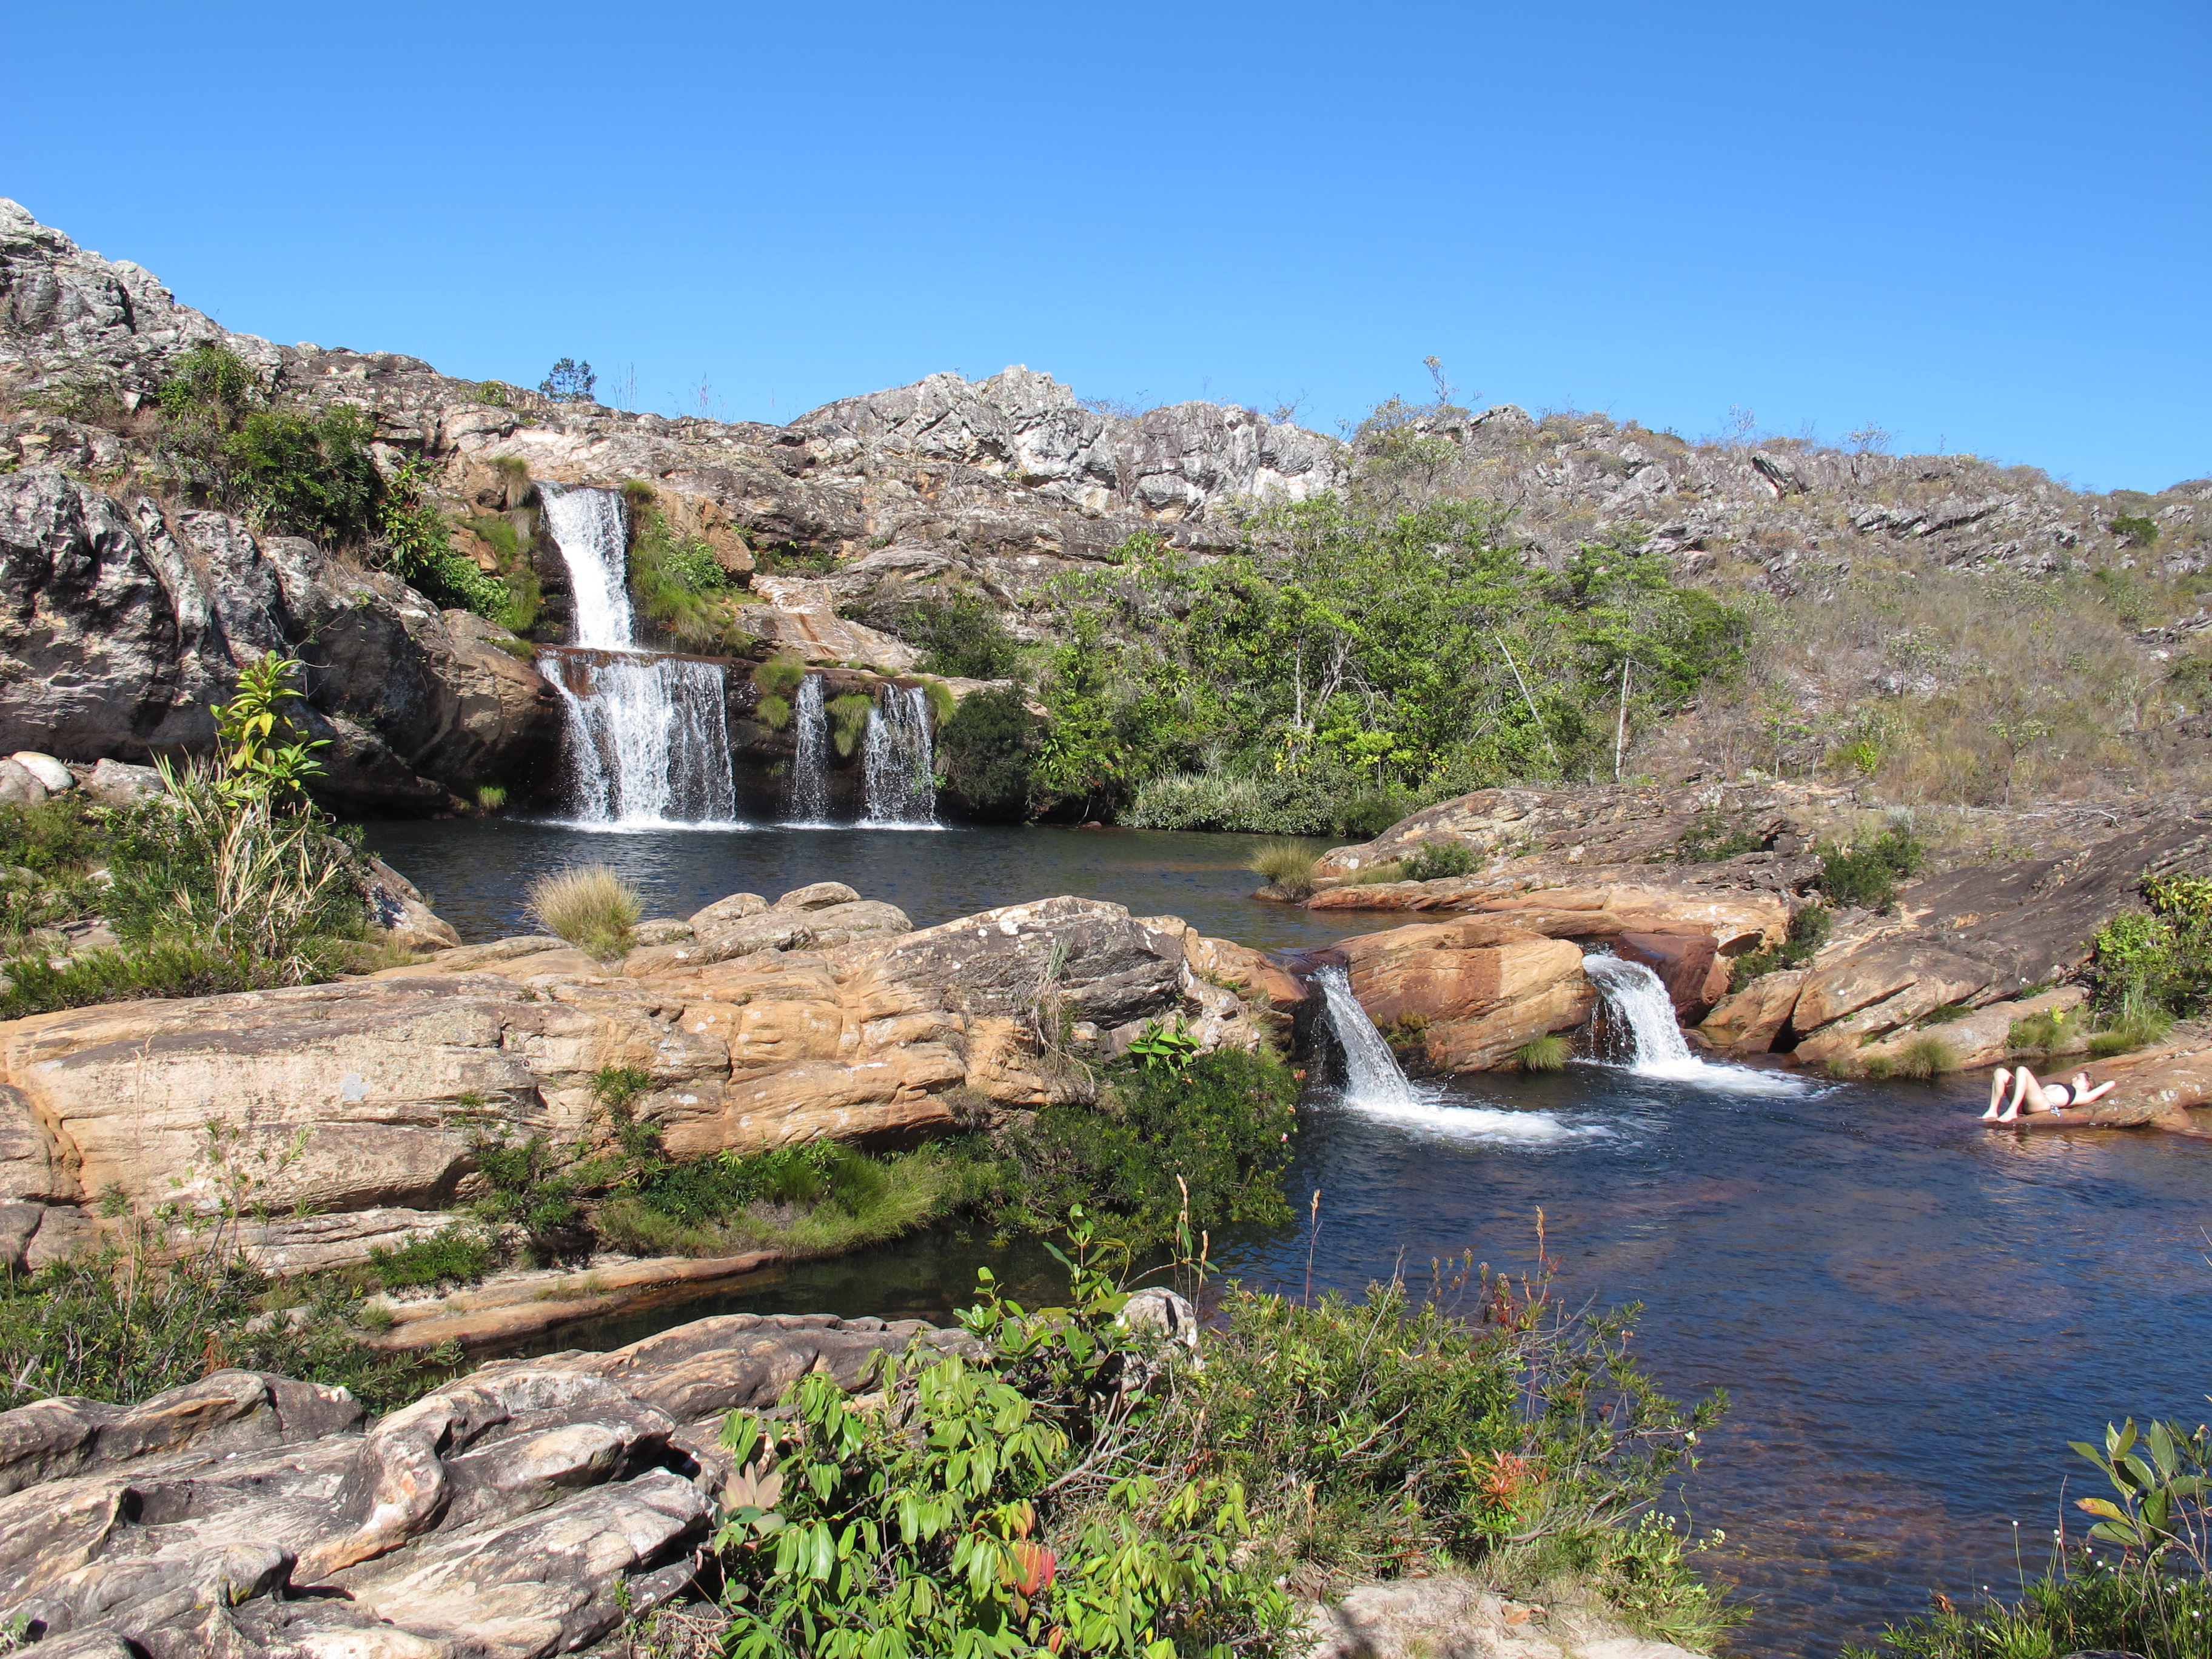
[7,1,2205,493]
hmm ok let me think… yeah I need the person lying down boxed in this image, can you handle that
[1982,1065,2116,1121]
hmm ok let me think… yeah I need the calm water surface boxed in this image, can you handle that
[373,822,2211,1657]
[362,819,1373,951]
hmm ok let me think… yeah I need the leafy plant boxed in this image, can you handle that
[225,404,382,545]
[374,456,510,619]
[2008,1007,2075,1058]
[2091,873,2212,1022]
[629,509,750,649]
[1125,1017,1203,1071]
[525,863,642,960]
[1728,903,1830,990]
[210,651,328,804]
[873,590,1027,681]
[1400,840,1478,882]
[2110,514,2161,548]
[1812,826,1924,913]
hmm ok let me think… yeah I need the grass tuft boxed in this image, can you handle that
[1513,1034,1570,1071]
[525,864,643,962]
[1892,1033,1956,1079]
[1247,839,1321,899]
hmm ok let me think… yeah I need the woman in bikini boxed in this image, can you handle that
[1982,1065,2116,1121]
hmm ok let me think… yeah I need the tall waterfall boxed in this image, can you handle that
[1315,965,1417,1108]
[861,684,939,828]
[535,481,739,827]
[1581,954,1694,1070]
[786,674,831,825]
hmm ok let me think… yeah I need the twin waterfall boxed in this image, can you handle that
[536,482,937,829]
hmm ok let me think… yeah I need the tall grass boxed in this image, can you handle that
[526,864,642,960]
[1247,838,1321,898]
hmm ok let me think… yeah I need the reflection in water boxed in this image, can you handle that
[361,820,1385,951]
[526,1063,2212,1659]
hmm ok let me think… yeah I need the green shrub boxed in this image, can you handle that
[753,693,792,731]
[226,404,382,546]
[525,863,642,960]
[1813,826,1925,912]
[1728,903,1831,990]
[595,1144,972,1261]
[155,342,260,426]
[1917,1002,1969,1025]
[2091,873,2212,1022]
[1336,788,1416,842]
[629,509,749,649]
[752,655,809,699]
[1673,806,1762,862]
[473,783,508,813]
[1247,838,1321,898]
[2087,1002,2174,1058]
[876,590,1026,680]
[469,1131,595,1265]
[1513,1034,1570,1071]
[2008,1007,2076,1057]
[0,939,330,1020]
[977,1047,1298,1244]
[352,1228,497,1291]
[2109,513,2161,548]
[937,684,1042,820]
[375,456,509,618]
[474,380,511,406]
[1401,840,1478,882]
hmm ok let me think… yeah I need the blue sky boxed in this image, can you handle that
[7,1,2205,492]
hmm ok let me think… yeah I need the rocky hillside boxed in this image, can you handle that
[5,196,2208,813]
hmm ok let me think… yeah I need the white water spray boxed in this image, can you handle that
[1581,953,1805,1094]
[786,674,831,824]
[1315,965,1417,1108]
[535,481,739,826]
[861,684,940,828]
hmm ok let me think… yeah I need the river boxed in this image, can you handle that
[362,818,2212,1657]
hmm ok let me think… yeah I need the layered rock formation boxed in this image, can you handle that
[0,888,1264,1275]
[0,1311,971,1657]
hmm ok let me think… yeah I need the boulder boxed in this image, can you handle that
[1851,985,2087,1073]
[358,856,464,951]
[1333,916,1595,1071]
[1788,943,1997,1068]
[79,757,159,804]
[1302,1574,1709,1659]
[775,880,860,911]
[7,753,70,792]
[0,1310,970,1658]
[1698,970,1806,1057]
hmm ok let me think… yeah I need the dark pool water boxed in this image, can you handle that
[361,819,1375,952]
[366,821,2212,1656]
[529,1062,2212,1659]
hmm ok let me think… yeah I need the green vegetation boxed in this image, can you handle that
[1247,838,1321,899]
[1850,1418,2210,1659]
[1728,904,1831,991]
[828,692,874,759]
[0,654,370,1018]
[937,685,1044,820]
[1673,807,1763,862]
[629,508,754,649]
[2007,1006,2077,1059]
[539,357,596,403]
[2109,513,2161,548]
[1812,825,1925,912]
[863,588,1027,680]
[525,863,642,961]
[1513,1033,1571,1071]
[714,1224,1736,1657]
[1024,503,1744,827]
[754,655,809,699]
[1892,1033,1956,1079]
[375,456,511,619]
[2091,873,2212,1024]
[1400,840,1478,882]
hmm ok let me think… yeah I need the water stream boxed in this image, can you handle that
[787,674,831,825]
[1584,952,1802,1094]
[1315,963,1417,1108]
[535,481,740,827]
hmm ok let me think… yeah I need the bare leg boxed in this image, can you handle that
[2017,1069,2056,1116]
[1998,1068,2041,1121]
[1982,1068,2011,1121]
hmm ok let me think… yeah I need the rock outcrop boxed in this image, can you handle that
[1330,916,1597,1071]
[0,890,1264,1274]
[1302,1574,1709,1659]
[0,469,557,810]
[0,1312,971,1658]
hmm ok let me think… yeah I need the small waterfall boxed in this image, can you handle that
[537,482,632,648]
[861,684,939,828]
[787,674,831,824]
[538,652,739,826]
[1582,954,1696,1070]
[1315,964,1417,1108]
[535,480,739,826]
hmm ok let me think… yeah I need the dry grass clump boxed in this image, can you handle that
[525,864,642,961]
[1246,839,1321,899]
[1892,1033,1956,1080]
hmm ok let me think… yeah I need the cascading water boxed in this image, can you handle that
[860,684,940,828]
[1581,953,1806,1094]
[1315,964,1418,1108]
[535,481,739,827]
[786,674,831,825]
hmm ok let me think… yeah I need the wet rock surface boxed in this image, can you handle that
[0,1312,970,1658]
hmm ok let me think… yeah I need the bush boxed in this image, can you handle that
[2008,1006,2077,1058]
[1813,826,1925,913]
[1674,806,1762,862]
[1336,788,1416,841]
[871,589,1025,680]
[375,457,510,620]
[0,938,337,1020]
[226,404,382,546]
[598,1142,968,1261]
[937,685,1042,820]
[752,655,809,700]
[1513,1034,1570,1071]
[1401,840,1478,882]
[2091,873,2212,1022]
[1247,839,1321,898]
[1729,903,1831,990]
[525,863,642,960]
[2088,1003,2174,1058]
[629,510,751,650]
[978,1047,1298,1244]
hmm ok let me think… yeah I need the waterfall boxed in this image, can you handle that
[861,684,939,828]
[786,674,831,825]
[535,480,739,826]
[537,482,632,648]
[1581,954,1694,1070]
[538,651,739,826]
[1315,964,1417,1108]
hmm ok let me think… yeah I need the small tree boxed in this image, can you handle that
[538,358,597,403]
